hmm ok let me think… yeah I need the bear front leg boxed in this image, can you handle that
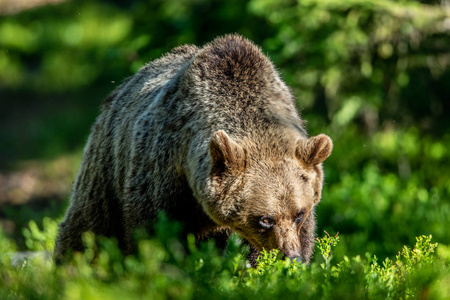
[197,227,232,255]
[121,198,159,255]
[247,244,261,267]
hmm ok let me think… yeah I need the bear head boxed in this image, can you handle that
[205,129,333,262]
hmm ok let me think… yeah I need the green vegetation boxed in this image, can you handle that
[1,218,449,299]
[0,0,449,298]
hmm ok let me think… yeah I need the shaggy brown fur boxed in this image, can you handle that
[54,34,333,265]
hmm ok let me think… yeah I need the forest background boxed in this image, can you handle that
[0,0,449,298]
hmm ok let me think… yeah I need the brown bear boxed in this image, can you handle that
[54,34,333,265]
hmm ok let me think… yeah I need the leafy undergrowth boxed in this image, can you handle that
[1,218,449,300]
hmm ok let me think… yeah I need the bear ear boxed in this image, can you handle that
[296,134,333,166]
[209,130,246,175]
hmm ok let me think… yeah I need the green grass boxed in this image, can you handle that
[1,217,449,300]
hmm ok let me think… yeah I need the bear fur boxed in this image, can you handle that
[54,34,333,265]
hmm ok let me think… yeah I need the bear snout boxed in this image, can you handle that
[273,224,302,262]
[288,255,303,264]
[283,249,303,263]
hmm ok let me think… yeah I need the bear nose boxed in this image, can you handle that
[289,256,303,263]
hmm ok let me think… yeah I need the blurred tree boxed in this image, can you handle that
[248,0,450,135]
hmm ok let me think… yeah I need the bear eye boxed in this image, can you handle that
[259,216,275,229]
[295,210,305,224]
